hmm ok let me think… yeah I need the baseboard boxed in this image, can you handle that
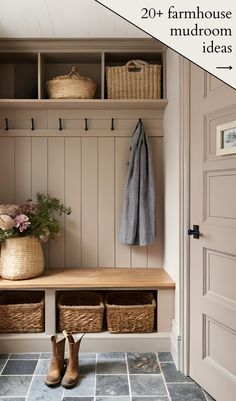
[0,332,171,353]
[171,319,181,369]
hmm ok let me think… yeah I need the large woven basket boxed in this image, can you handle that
[106,60,162,99]
[58,291,104,333]
[105,291,156,333]
[0,236,44,280]
[46,66,97,99]
[0,291,44,333]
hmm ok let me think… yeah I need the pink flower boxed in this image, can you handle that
[14,214,31,233]
[0,215,15,230]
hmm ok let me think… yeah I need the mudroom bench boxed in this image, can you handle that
[0,268,175,353]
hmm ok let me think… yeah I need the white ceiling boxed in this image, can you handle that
[0,0,147,38]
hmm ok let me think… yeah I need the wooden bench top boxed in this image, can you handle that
[0,268,175,290]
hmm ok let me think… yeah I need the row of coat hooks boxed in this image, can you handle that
[4,118,143,131]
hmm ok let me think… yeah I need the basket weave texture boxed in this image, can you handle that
[46,66,97,99]
[106,60,162,99]
[0,291,44,333]
[0,236,44,280]
[105,291,156,333]
[58,291,104,333]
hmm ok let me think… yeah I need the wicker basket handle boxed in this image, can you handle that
[126,59,148,72]
[68,65,80,77]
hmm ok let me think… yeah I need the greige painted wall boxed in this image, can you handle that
[163,49,181,327]
[0,109,163,269]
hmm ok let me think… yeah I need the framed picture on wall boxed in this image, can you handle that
[216,120,236,156]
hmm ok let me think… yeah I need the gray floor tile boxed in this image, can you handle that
[96,375,129,397]
[0,360,7,374]
[130,375,167,397]
[2,360,37,375]
[97,355,127,375]
[0,398,26,401]
[96,398,130,401]
[0,376,32,397]
[127,353,160,374]
[10,354,40,360]
[34,360,50,375]
[132,398,169,401]
[63,398,94,401]
[0,355,9,360]
[64,374,95,397]
[158,352,173,363]
[39,353,51,360]
[160,363,192,383]
[97,353,125,360]
[80,353,96,360]
[168,383,207,401]
[79,357,96,375]
[27,376,63,401]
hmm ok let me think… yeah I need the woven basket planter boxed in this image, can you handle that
[0,291,45,333]
[46,66,97,99]
[58,291,104,333]
[105,291,156,333]
[106,60,162,99]
[0,237,44,280]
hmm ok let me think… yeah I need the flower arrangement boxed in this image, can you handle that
[0,193,71,243]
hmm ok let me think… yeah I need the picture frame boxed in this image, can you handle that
[216,120,236,156]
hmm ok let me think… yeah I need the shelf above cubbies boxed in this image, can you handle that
[0,99,168,110]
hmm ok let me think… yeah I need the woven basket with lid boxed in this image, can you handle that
[46,65,97,99]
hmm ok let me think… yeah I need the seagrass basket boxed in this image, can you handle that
[106,59,162,99]
[105,291,156,333]
[0,236,44,280]
[0,291,45,333]
[58,291,104,333]
[46,66,97,99]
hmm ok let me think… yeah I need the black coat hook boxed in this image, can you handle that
[85,118,88,131]
[5,118,9,131]
[111,118,114,131]
[31,118,35,131]
[59,118,63,131]
[138,118,142,124]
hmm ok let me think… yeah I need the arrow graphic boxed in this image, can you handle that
[216,66,233,70]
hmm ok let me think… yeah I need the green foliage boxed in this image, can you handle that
[0,193,71,243]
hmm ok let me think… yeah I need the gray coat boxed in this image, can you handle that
[119,120,155,246]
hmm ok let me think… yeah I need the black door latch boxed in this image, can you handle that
[188,225,200,239]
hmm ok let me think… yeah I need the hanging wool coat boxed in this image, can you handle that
[119,119,155,246]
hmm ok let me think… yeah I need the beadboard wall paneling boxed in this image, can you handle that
[0,110,163,268]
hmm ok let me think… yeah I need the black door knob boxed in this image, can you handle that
[188,225,200,239]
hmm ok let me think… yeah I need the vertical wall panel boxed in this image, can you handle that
[98,137,115,267]
[48,137,65,268]
[31,137,49,266]
[14,137,32,203]
[0,137,14,203]
[148,137,163,267]
[32,137,48,196]
[115,137,131,267]
[65,137,82,267]
[132,246,148,268]
[81,137,98,267]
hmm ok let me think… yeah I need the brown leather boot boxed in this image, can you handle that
[45,335,66,387]
[61,331,85,388]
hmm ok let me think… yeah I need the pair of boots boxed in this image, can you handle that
[45,330,84,388]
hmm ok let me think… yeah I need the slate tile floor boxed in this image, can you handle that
[0,352,216,401]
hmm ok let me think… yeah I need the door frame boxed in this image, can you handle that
[179,56,191,375]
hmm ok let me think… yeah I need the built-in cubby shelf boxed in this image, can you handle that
[0,39,166,104]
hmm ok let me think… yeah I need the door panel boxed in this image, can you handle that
[189,65,236,401]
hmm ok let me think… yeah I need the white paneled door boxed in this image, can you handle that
[189,66,236,401]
